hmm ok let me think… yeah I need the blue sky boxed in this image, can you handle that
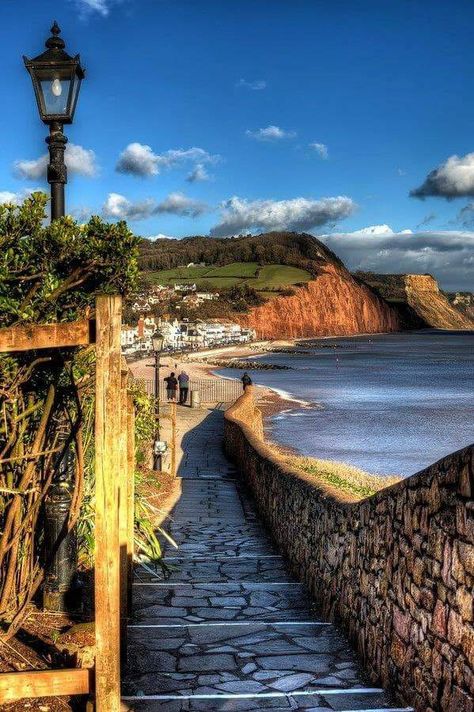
[1,0,473,289]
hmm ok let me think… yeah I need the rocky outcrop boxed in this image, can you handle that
[404,275,474,329]
[358,273,474,330]
[224,388,474,712]
[235,264,401,339]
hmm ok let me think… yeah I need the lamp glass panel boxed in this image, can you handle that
[40,78,71,116]
[68,73,82,117]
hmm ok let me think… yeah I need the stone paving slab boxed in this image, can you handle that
[124,622,369,697]
[131,582,318,624]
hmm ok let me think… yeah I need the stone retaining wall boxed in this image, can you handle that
[224,388,474,712]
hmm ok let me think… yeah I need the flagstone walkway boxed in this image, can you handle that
[123,405,413,712]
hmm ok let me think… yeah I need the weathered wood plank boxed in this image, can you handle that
[126,394,135,608]
[0,320,93,353]
[0,668,91,703]
[119,360,130,661]
[94,295,122,712]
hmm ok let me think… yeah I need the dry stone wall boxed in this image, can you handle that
[224,388,474,712]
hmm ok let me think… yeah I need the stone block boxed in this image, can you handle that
[432,600,448,638]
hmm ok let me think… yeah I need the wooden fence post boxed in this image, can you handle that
[94,295,122,712]
[119,359,129,664]
[126,395,135,606]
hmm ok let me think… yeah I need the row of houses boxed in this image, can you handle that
[130,283,219,313]
[121,316,256,355]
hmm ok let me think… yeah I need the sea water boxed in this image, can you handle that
[217,331,474,477]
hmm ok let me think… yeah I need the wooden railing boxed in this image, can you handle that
[0,295,134,711]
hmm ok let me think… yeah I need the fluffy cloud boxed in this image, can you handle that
[245,125,296,141]
[102,192,208,221]
[186,164,210,183]
[410,153,474,199]
[116,143,220,178]
[15,144,98,180]
[236,78,267,90]
[310,142,329,159]
[320,226,474,291]
[210,196,356,237]
[0,188,42,205]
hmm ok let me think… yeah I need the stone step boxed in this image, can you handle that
[123,695,414,711]
[131,582,321,625]
[124,622,381,698]
[134,556,291,583]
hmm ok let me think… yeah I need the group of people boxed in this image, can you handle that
[164,370,190,405]
[163,369,253,405]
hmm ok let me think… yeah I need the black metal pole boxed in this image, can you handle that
[46,120,67,220]
[43,440,78,612]
[153,351,161,470]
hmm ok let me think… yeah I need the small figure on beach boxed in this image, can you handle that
[178,370,190,405]
[241,372,252,391]
[164,372,178,401]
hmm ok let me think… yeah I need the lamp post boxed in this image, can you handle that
[152,331,164,470]
[24,24,84,612]
[24,22,85,220]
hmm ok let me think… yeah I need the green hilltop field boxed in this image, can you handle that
[147,262,312,296]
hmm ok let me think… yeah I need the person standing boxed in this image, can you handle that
[164,372,178,401]
[241,372,252,391]
[178,370,190,405]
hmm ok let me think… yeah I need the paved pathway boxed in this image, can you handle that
[123,405,413,712]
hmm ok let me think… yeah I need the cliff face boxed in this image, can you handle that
[235,264,401,339]
[403,275,474,329]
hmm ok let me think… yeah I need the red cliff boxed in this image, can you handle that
[236,264,401,339]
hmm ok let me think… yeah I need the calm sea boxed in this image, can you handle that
[217,331,474,477]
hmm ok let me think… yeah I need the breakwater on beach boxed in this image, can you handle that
[217,331,474,477]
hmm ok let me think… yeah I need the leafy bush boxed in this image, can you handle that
[0,193,141,639]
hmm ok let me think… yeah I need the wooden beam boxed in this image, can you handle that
[94,295,122,712]
[119,360,130,662]
[0,668,91,703]
[0,320,94,353]
[126,394,135,607]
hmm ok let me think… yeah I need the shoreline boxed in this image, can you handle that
[128,340,310,419]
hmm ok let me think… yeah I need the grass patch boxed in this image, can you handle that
[250,264,311,290]
[205,262,260,278]
[283,454,401,500]
[145,262,312,294]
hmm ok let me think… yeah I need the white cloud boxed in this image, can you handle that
[310,142,328,159]
[0,188,43,205]
[102,192,208,221]
[236,78,267,90]
[15,144,98,180]
[343,224,413,237]
[145,233,177,241]
[319,228,474,291]
[411,153,474,198]
[210,195,356,237]
[245,125,296,141]
[73,0,123,16]
[116,143,220,177]
[186,164,210,183]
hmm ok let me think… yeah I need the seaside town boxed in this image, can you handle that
[122,313,256,355]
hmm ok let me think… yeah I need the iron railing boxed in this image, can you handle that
[135,377,243,403]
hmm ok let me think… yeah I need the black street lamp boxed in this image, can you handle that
[24,22,85,221]
[152,331,165,471]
